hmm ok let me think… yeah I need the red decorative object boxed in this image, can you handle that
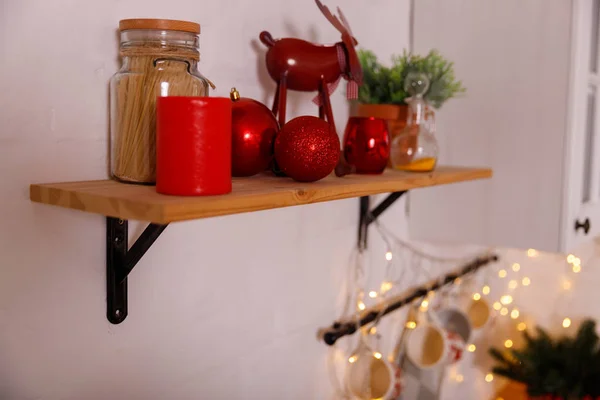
[259,0,363,135]
[230,88,279,177]
[274,116,340,182]
[156,97,232,196]
[343,117,390,174]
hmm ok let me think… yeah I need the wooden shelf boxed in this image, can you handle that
[30,166,491,224]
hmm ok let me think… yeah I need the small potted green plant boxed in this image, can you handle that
[355,49,465,136]
[489,319,600,399]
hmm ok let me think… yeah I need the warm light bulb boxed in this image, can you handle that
[501,295,513,305]
[511,309,520,319]
[563,318,572,328]
[493,302,502,311]
[498,269,507,278]
[370,327,377,334]
[522,277,531,286]
[454,277,462,285]
[512,263,521,272]
[500,307,509,316]
[369,291,378,298]
[482,285,491,295]
[380,282,393,293]
[456,374,464,383]
[406,321,417,329]
[567,254,575,263]
[468,344,476,352]
[573,264,581,273]
[508,280,518,290]
[517,322,527,331]
[574,257,581,265]
[527,248,539,257]
[420,299,429,310]
[504,339,513,348]
[473,293,481,301]
[485,373,494,383]
[358,301,366,311]
[348,355,357,363]
[385,251,393,261]
[374,352,382,359]
[563,280,572,290]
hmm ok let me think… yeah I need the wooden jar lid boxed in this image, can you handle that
[119,19,200,34]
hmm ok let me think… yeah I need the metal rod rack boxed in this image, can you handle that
[319,253,499,345]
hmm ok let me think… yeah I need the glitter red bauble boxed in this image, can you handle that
[231,96,279,177]
[274,116,340,182]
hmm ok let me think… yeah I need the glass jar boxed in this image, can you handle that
[110,19,211,183]
[390,73,438,172]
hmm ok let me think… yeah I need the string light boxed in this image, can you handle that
[563,280,572,290]
[498,269,507,278]
[420,299,429,311]
[473,293,481,301]
[563,318,572,328]
[573,264,582,273]
[454,277,463,285]
[527,248,539,257]
[358,301,366,311]
[517,322,527,331]
[567,254,575,263]
[482,285,491,295]
[573,257,581,265]
[522,277,531,286]
[485,373,494,383]
[369,291,378,298]
[501,295,513,305]
[456,374,464,383]
[468,344,476,352]
[505,339,513,348]
[493,302,502,311]
[370,327,377,335]
[508,280,518,289]
[511,309,520,319]
[385,251,393,261]
[374,352,382,359]
[406,321,417,329]
[380,282,393,293]
[348,355,357,363]
[512,263,521,272]
[500,307,509,316]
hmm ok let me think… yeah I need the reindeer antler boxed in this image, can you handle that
[336,6,353,36]
[315,0,347,35]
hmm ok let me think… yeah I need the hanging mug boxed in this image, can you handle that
[346,343,403,400]
[404,308,469,369]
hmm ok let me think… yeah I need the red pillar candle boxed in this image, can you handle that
[156,97,232,196]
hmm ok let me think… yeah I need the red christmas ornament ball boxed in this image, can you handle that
[231,89,279,177]
[274,116,340,182]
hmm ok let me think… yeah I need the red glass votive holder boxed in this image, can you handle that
[343,117,390,174]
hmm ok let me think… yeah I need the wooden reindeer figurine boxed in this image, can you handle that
[259,0,363,134]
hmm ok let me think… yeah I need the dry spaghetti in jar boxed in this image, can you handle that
[110,19,212,183]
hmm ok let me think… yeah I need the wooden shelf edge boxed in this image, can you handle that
[30,166,492,224]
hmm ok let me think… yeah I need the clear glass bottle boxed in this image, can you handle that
[390,73,438,172]
[110,19,212,184]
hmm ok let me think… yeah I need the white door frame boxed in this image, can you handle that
[561,0,600,251]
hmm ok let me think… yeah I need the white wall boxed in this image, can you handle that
[409,0,573,252]
[0,1,412,399]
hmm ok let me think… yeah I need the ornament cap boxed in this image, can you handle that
[230,87,241,101]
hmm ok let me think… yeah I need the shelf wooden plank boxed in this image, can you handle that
[30,166,492,224]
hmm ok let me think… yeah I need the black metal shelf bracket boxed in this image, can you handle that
[106,217,168,324]
[358,191,407,249]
